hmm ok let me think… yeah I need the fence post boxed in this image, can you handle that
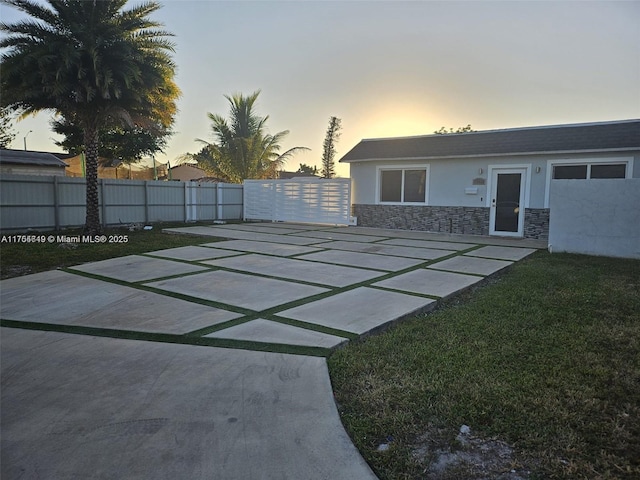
[53,175,60,230]
[144,181,149,223]
[100,179,106,227]
[242,182,246,221]
[216,183,223,220]
[272,182,277,222]
[184,181,188,222]
[185,182,197,221]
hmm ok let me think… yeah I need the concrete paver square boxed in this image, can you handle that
[146,270,328,311]
[250,222,332,231]
[278,287,435,334]
[318,241,455,260]
[380,238,477,251]
[1,329,376,480]
[205,319,347,348]
[163,226,221,237]
[203,254,385,287]
[201,239,322,256]
[170,227,322,245]
[428,256,513,276]
[146,245,242,261]
[0,270,241,333]
[297,249,424,271]
[69,255,207,282]
[373,269,482,298]
[323,226,449,239]
[465,245,537,261]
[290,230,388,242]
[212,224,309,235]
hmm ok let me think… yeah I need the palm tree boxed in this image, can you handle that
[0,0,179,234]
[195,91,309,183]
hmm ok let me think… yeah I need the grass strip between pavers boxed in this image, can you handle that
[61,268,256,316]
[365,284,441,301]
[140,251,250,265]
[0,319,331,357]
[264,315,359,340]
[185,316,257,337]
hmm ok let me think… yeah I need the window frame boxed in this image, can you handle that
[376,164,430,205]
[544,157,633,208]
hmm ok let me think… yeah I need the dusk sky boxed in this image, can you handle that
[2,0,639,177]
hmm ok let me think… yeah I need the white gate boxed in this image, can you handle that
[243,178,354,225]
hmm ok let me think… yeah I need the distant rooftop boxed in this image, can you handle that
[0,149,69,167]
[278,171,320,179]
[339,119,640,162]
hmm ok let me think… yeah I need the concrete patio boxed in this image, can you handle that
[1,223,540,479]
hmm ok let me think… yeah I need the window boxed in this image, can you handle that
[379,167,427,203]
[590,164,626,179]
[552,163,626,180]
[380,170,402,202]
[545,158,632,208]
[553,165,587,179]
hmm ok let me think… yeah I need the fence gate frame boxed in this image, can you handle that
[243,178,354,225]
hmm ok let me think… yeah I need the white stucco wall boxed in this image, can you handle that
[347,152,639,209]
[549,179,640,259]
[349,156,533,206]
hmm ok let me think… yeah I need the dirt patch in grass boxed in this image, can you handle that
[407,424,532,479]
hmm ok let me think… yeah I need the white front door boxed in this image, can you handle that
[489,167,528,237]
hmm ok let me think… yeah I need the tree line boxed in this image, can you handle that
[0,0,343,234]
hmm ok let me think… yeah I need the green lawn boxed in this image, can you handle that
[0,222,216,279]
[3,228,638,479]
[329,252,640,480]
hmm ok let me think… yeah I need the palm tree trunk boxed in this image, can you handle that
[84,126,102,235]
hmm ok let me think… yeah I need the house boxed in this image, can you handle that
[339,119,640,240]
[0,149,68,176]
[278,171,320,179]
[168,164,207,181]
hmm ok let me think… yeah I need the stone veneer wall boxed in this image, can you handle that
[353,204,550,240]
[524,208,549,240]
[353,204,490,236]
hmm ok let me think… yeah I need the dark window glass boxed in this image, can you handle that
[553,165,587,179]
[404,170,426,202]
[495,173,521,233]
[590,164,626,179]
[380,170,402,202]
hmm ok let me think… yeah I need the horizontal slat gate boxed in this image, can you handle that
[243,178,352,225]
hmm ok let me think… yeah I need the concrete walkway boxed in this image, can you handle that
[1,223,540,479]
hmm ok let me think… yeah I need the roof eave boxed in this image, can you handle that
[1,160,68,167]
[339,147,640,163]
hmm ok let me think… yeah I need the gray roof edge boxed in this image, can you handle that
[0,148,69,167]
[357,118,640,143]
[339,147,640,163]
